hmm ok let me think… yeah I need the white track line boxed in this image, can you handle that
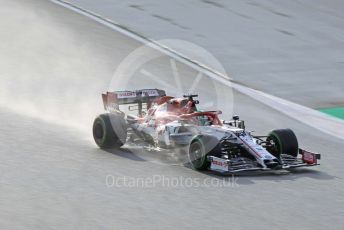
[50,0,344,140]
[233,83,344,139]
[50,0,230,82]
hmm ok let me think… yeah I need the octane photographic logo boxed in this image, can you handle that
[105,174,239,189]
[108,39,233,166]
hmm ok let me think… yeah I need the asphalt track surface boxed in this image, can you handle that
[0,0,344,230]
[68,0,344,108]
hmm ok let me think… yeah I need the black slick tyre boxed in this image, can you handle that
[93,113,127,149]
[267,129,299,157]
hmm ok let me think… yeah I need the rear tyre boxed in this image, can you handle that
[188,139,210,170]
[267,129,299,157]
[93,113,127,149]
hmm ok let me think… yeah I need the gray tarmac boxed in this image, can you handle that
[0,0,343,229]
[67,0,344,108]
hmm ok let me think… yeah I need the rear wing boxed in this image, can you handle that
[102,89,166,115]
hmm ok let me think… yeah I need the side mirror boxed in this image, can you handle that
[233,115,240,121]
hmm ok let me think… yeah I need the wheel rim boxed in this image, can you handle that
[190,142,204,168]
[94,122,104,141]
[267,135,281,156]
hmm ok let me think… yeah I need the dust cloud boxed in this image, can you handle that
[0,1,110,132]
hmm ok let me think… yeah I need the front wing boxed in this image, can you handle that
[208,149,321,173]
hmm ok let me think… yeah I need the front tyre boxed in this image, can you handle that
[188,140,210,170]
[267,129,299,157]
[93,113,127,149]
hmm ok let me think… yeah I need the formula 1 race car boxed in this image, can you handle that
[93,88,321,173]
